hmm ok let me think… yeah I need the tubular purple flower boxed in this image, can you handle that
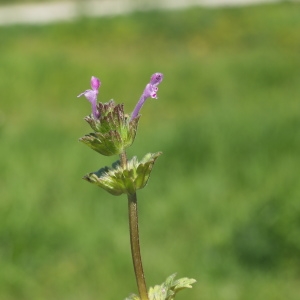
[131,72,163,120]
[78,76,101,119]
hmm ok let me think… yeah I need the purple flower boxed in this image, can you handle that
[131,72,164,120]
[78,76,101,119]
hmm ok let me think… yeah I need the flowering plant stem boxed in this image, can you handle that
[120,151,149,300]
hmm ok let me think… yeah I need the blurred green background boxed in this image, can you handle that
[1,1,300,299]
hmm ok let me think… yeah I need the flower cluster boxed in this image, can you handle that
[79,100,140,156]
[78,73,164,196]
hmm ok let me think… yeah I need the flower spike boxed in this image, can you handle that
[131,72,163,120]
[78,76,101,119]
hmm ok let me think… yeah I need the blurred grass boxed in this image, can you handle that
[0,0,67,4]
[1,2,300,300]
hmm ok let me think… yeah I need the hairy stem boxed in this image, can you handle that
[119,151,128,169]
[119,151,149,300]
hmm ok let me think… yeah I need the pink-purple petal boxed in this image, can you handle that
[150,73,164,86]
[91,76,101,90]
[78,76,101,119]
[131,72,163,120]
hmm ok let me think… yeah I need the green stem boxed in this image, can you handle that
[128,193,148,300]
[120,151,149,300]
[119,151,128,169]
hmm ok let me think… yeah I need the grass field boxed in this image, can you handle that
[1,2,300,300]
[0,0,68,4]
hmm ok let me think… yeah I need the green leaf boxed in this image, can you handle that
[124,294,140,300]
[83,152,162,196]
[148,273,196,300]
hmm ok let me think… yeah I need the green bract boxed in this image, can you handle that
[83,152,162,196]
[125,274,196,300]
[148,274,196,300]
[79,100,140,156]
